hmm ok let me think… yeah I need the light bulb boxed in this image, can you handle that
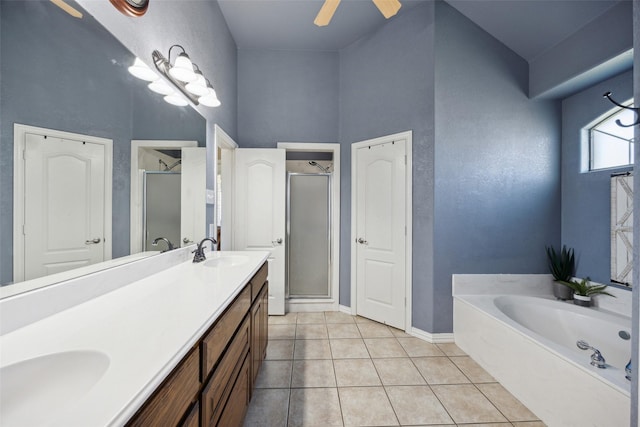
[164,94,189,106]
[128,58,158,81]
[199,87,221,107]
[185,71,209,96]
[148,79,174,95]
[169,52,196,82]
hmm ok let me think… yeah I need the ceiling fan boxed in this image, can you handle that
[50,0,83,18]
[314,0,402,26]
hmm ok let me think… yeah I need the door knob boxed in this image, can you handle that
[85,238,101,245]
[272,238,283,246]
[357,237,368,245]
[183,237,193,244]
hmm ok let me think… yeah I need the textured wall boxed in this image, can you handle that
[432,2,562,333]
[561,70,633,285]
[237,49,339,147]
[0,1,205,284]
[339,3,435,320]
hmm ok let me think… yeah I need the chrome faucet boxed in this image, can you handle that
[152,237,174,252]
[577,340,606,368]
[192,237,217,263]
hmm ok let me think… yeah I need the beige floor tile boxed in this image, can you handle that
[295,324,329,339]
[357,322,394,338]
[373,358,425,385]
[255,360,293,388]
[354,316,377,324]
[288,388,343,427]
[431,384,508,424]
[477,383,539,422]
[388,327,412,338]
[397,337,445,357]
[266,339,295,360]
[296,312,326,324]
[291,359,336,388]
[450,356,495,383]
[269,324,297,340]
[512,422,547,427]
[293,339,332,360]
[324,311,356,323]
[243,388,290,427]
[412,357,469,384]
[327,323,361,339]
[385,385,454,425]
[330,339,370,359]
[338,387,399,426]
[333,358,381,386]
[364,338,407,358]
[455,424,512,427]
[436,342,467,356]
[269,312,298,325]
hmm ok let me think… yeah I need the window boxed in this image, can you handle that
[589,101,635,171]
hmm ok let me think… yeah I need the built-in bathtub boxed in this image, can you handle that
[453,275,631,427]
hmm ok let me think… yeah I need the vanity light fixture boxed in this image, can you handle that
[128,45,221,108]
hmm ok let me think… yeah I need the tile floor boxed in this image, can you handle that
[243,311,545,427]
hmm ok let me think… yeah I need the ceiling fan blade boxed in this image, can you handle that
[372,0,401,19]
[314,0,341,27]
[50,0,83,18]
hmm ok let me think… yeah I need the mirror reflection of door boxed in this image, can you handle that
[15,125,113,282]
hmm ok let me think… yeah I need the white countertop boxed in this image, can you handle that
[0,250,269,427]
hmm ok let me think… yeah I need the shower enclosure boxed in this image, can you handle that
[142,171,180,251]
[286,172,331,299]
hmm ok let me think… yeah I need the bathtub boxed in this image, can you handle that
[454,294,631,427]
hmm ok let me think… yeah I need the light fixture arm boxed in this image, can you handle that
[603,92,639,128]
[152,50,200,105]
[167,44,187,64]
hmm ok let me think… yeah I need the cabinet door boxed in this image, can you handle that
[216,353,251,427]
[261,283,269,360]
[250,286,264,389]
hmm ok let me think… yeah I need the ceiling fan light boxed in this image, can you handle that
[164,93,189,106]
[128,57,158,81]
[199,88,221,107]
[185,71,209,96]
[169,52,196,82]
[148,78,175,95]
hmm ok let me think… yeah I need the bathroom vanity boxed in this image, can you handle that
[0,249,269,427]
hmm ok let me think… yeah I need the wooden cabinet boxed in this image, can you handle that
[126,262,268,427]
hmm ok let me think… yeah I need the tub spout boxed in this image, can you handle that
[576,340,606,368]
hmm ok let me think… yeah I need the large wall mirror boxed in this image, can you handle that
[0,1,207,295]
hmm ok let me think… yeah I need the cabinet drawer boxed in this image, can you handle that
[201,316,251,427]
[250,263,268,303]
[202,285,251,380]
[127,346,200,427]
[181,402,199,427]
[215,352,251,427]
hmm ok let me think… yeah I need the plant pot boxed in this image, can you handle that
[573,294,591,307]
[552,281,573,300]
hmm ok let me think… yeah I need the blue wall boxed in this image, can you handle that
[561,70,633,285]
[237,49,339,147]
[432,2,562,332]
[0,1,205,284]
[339,3,436,321]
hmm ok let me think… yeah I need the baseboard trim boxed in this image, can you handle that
[287,299,337,313]
[339,304,353,315]
[410,327,455,344]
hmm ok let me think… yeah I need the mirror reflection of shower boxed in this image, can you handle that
[286,152,333,300]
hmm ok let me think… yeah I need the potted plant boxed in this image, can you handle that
[564,277,615,307]
[545,245,575,300]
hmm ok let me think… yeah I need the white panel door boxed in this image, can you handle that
[355,139,406,329]
[234,149,286,315]
[24,133,106,280]
[181,147,207,247]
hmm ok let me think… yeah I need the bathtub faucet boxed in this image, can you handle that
[576,340,606,368]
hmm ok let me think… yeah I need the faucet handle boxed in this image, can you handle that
[577,340,606,368]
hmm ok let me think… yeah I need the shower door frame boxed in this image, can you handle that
[286,172,332,299]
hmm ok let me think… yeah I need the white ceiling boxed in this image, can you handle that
[218,0,622,61]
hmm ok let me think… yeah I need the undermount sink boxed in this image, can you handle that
[202,254,250,268]
[0,350,110,425]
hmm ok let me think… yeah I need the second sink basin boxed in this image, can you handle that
[0,350,110,426]
[203,254,250,268]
